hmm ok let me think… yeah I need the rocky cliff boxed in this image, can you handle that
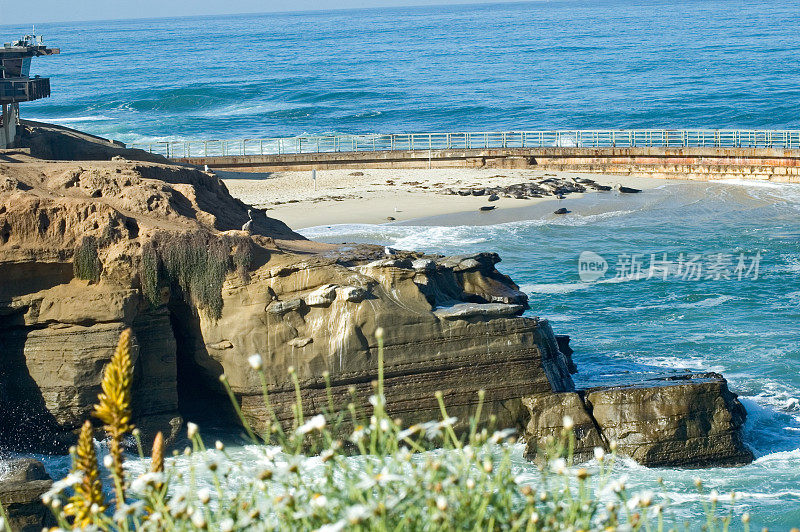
[0,458,53,531]
[522,367,753,467]
[0,136,575,454]
[0,126,752,469]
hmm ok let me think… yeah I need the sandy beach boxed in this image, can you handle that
[221,168,669,229]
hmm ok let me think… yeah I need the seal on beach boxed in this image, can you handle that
[554,207,569,214]
[615,184,641,193]
[479,205,496,211]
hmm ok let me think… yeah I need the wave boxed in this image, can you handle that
[33,115,114,123]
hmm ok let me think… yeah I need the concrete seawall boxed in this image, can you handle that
[174,146,800,182]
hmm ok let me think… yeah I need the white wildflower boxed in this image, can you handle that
[489,428,516,444]
[191,510,206,528]
[368,394,386,407]
[43,472,82,499]
[549,458,567,475]
[440,416,457,427]
[296,414,326,435]
[346,504,370,524]
[317,521,346,532]
[220,517,235,532]
[626,495,641,510]
[562,415,574,430]
[248,354,263,370]
[187,422,199,439]
[530,512,539,523]
[198,487,211,504]
[397,424,420,440]
[610,477,628,494]
[436,496,448,511]
[421,421,442,440]
[103,455,114,469]
[215,440,225,451]
[379,418,391,432]
[350,425,367,443]
[310,494,328,509]
[640,491,653,507]
[130,472,165,492]
[594,446,605,461]
[320,449,335,462]
[709,489,719,503]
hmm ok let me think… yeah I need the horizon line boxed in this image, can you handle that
[0,0,543,27]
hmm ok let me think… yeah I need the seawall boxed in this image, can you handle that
[173,147,800,182]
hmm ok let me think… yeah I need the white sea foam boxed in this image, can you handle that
[710,178,800,205]
[0,460,10,481]
[35,115,114,123]
[301,208,639,246]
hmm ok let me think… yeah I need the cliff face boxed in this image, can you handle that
[0,130,753,469]
[0,147,573,452]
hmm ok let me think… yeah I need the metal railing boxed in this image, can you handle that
[130,129,800,159]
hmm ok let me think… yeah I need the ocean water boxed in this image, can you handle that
[301,180,800,527]
[2,0,800,144]
[3,0,800,528]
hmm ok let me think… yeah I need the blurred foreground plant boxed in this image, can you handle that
[32,328,750,532]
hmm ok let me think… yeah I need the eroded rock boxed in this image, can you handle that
[0,458,54,532]
[523,373,754,467]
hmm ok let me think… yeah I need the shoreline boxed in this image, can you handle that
[220,169,673,230]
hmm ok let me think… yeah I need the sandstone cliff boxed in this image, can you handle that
[0,136,574,454]
[0,458,53,531]
[0,126,752,470]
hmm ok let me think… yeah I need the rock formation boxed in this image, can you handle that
[0,125,753,469]
[0,128,575,453]
[523,371,754,467]
[0,458,54,531]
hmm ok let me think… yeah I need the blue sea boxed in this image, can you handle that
[3,0,800,143]
[3,0,800,528]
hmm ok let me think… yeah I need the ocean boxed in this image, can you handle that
[3,0,800,528]
[3,0,800,143]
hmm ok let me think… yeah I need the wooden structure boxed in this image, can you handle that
[0,32,59,148]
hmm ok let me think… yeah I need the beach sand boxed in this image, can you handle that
[220,169,673,229]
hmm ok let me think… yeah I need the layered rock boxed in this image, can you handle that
[523,372,754,467]
[0,125,752,471]
[192,253,574,432]
[0,131,574,452]
[0,458,54,531]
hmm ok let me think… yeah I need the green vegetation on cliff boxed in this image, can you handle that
[140,232,253,319]
[73,236,102,282]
